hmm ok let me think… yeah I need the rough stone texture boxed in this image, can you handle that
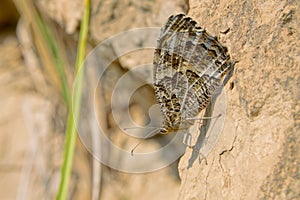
[178,0,300,199]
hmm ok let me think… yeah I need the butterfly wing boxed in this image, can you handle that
[153,14,233,133]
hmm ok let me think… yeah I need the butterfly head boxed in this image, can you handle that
[158,111,182,134]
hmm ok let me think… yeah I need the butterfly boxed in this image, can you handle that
[153,13,234,135]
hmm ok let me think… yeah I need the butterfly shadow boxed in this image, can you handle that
[187,66,234,168]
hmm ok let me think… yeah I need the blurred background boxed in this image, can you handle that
[0,0,188,199]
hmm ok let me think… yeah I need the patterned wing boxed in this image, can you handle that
[153,14,234,134]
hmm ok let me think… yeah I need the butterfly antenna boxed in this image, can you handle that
[130,127,161,156]
[123,126,160,131]
[130,142,142,156]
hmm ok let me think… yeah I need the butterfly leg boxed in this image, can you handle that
[185,113,222,124]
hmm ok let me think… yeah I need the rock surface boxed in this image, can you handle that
[178,0,300,199]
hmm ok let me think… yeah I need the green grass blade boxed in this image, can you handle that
[56,0,91,199]
[13,0,71,104]
[35,15,71,104]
